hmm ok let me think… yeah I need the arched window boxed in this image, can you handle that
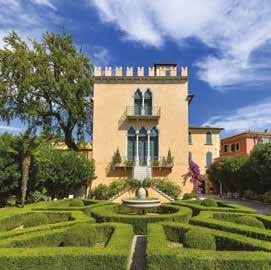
[206,131,212,145]
[188,132,192,144]
[150,127,159,161]
[134,89,142,115]
[144,89,152,115]
[127,127,136,162]
[206,151,213,167]
[188,151,192,162]
[138,127,148,165]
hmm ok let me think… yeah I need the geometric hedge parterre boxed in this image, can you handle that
[0,198,270,270]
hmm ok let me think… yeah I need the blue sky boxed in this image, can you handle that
[1,0,271,138]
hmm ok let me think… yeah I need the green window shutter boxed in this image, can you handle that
[188,132,192,144]
[188,151,192,162]
[206,152,212,166]
[206,132,212,145]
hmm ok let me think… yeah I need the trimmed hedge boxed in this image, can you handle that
[34,199,113,217]
[69,199,84,207]
[172,200,255,216]
[90,204,192,234]
[191,211,271,241]
[184,228,216,250]
[0,211,73,231]
[201,199,218,207]
[0,223,133,270]
[63,223,97,247]
[23,213,49,227]
[235,216,265,229]
[147,222,271,270]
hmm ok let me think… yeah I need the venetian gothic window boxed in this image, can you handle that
[134,89,142,115]
[144,89,152,115]
[127,127,136,161]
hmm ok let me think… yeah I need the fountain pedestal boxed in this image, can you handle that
[122,185,161,214]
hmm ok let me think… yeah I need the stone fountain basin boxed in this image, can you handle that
[122,197,161,208]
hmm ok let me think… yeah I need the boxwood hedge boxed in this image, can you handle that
[0,211,94,241]
[0,223,133,270]
[0,211,74,231]
[34,199,113,216]
[90,204,192,234]
[191,211,271,241]
[147,222,271,270]
[172,200,255,216]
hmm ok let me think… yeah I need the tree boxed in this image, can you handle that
[249,144,271,193]
[32,147,95,198]
[0,31,93,151]
[207,155,249,194]
[0,133,20,207]
[15,130,45,207]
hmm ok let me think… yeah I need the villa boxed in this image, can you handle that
[221,130,271,157]
[92,64,223,200]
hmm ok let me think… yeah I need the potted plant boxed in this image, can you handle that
[112,148,122,166]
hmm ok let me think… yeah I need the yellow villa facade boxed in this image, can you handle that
[92,64,223,199]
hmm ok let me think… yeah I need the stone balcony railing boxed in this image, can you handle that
[125,106,161,120]
[112,156,173,169]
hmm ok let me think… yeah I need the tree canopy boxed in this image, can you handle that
[0,31,93,150]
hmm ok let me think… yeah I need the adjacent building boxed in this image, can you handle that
[221,131,271,157]
[92,64,223,199]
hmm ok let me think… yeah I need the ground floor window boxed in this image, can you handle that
[127,126,159,166]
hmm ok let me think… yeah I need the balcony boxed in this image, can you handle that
[151,156,174,169]
[112,156,135,169]
[112,156,173,169]
[125,106,161,120]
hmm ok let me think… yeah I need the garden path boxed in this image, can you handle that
[222,199,271,215]
[129,235,147,270]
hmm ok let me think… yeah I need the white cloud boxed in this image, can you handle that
[91,0,271,89]
[203,98,271,135]
[91,46,111,66]
[30,0,56,10]
[0,0,59,49]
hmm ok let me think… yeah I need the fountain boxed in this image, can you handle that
[122,180,161,214]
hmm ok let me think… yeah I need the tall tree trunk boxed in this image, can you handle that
[21,154,31,207]
[64,129,78,151]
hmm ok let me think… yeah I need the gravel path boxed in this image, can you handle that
[129,235,147,270]
[222,199,271,215]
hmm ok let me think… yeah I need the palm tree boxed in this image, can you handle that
[15,129,43,207]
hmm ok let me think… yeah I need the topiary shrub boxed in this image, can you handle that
[201,199,218,207]
[183,229,216,250]
[23,213,49,227]
[63,223,97,247]
[69,199,84,207]
[235,216,265,229]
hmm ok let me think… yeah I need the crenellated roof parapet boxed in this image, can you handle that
[94,65,188,83]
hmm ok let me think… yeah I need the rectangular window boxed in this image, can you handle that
[223,144,228,152]
[231,143,235,152]
[188,132,192,144]
[206,132,212,145]
[188,151,192,162]
[165,68,171,76]
[206,152,213,167]
[236,142,240,151]
[259,137,270,144]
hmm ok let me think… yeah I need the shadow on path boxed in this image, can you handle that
[129,235,147,270]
